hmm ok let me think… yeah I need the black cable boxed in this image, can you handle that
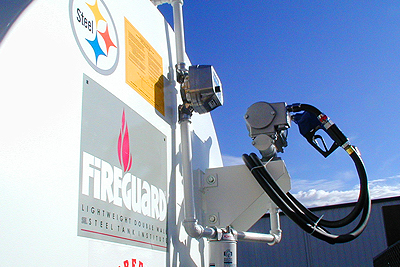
[248,153,330,232]
[243,151,370,244]
[287,103,369,229]
[243,153,335,243]
[243,103,371,244]
[242,154,329,238]
[285,150,369,229]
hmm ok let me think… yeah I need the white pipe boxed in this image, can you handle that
[152,0,282,245]
[150,0,186,71]
[154,0,214,239]
[180,120,196,221]
[180,119,216,239]
[180,119,281,243]
[268,206,282,245]
[236,231,275,243]
[237,206,282,245]
[171,0,187,71]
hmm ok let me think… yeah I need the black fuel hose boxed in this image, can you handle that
[287,103,370,229]
[243,103,371,244]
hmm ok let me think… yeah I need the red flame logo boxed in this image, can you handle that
[118,110,132,172]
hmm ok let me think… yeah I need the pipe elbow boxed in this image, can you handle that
[183,220,203,239]
[268,229,282,246]
[183,220,216,239]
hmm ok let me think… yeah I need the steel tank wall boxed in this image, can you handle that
[0,0,222,266]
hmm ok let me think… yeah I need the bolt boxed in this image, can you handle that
[271,111,276,115]
[207,175,216,185]
[209,214,218,224]
[244,114,249,119]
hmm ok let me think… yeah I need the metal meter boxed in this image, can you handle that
[183,65,223,114]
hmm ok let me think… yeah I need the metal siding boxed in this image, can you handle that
[238,197,400,267]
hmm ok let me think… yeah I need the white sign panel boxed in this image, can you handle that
[78,74,167,251]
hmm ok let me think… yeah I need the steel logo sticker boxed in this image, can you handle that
[69,0,119,75]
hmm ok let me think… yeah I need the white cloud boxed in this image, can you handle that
[368,178,387,185]
[369,184,400,199]
[292,177,400,207]
[291,178,346,192]
[290,169,358,193]
[293,189,359,207]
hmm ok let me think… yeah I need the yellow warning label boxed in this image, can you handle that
[125,17,164,115]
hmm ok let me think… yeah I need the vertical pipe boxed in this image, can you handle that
[270,207,280,232]
[172,0,214,239]
[180,119,196,221]
[180,118,215,238]
[171,0,186,71]
[164,0,214,239]
[269,205,282,245]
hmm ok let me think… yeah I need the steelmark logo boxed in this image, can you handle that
[69,0,119,75]
[81,111,167,222]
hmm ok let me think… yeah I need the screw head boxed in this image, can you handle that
[207,175,216,185]
[209,214,218,223]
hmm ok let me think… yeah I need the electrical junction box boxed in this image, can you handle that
[197,159,291,232]
[245,102,291,138]
[185,65,223,114]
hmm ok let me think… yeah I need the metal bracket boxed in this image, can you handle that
[200,160,291,231]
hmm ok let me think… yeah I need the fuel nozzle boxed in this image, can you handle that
[289,104,349,157]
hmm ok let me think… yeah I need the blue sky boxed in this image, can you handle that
[158,1,400,206]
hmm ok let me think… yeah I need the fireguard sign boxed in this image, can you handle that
[69,0,119,75]
[78,75,167,251]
